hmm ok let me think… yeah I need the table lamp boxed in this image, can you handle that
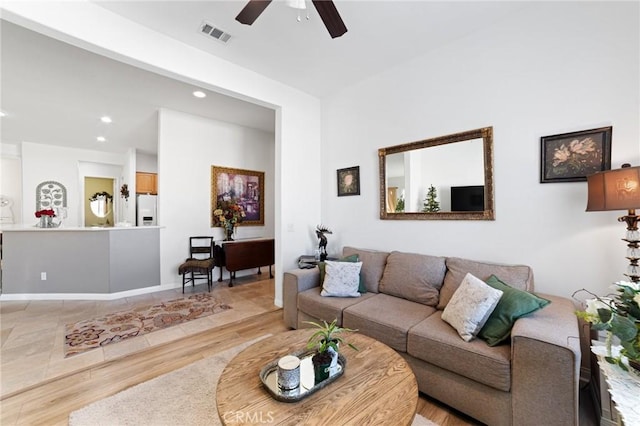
[586,163,640,283]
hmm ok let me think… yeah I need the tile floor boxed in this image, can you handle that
[0,276,277,398]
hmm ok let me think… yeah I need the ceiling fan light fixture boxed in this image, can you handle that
[236,0,346,38]
[287,0,309,22]
[286,0,306,10]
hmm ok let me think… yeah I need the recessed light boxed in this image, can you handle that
[0,111,6,118]
[100,116,112,124]
[193,90,206,98]
[97,136,106,142]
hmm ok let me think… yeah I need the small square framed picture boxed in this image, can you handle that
[337,166,360,196]
[540,126,612,183]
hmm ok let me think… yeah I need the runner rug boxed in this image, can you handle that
[64,293,232,357]
[68,335,438,426]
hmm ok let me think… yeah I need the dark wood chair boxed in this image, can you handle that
[178,236,215,293]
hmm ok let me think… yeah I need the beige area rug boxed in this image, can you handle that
[64,293,231,357]
[69,335,438,426]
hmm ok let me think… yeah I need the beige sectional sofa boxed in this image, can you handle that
[283,247,581,426]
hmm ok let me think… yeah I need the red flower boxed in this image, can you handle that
[35,209,56,218]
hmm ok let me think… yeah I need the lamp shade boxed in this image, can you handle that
[586,165,640,211]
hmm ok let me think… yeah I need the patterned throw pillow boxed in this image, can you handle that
[442,273,503,342]
[318,254,366,293]
[321,260,363,298]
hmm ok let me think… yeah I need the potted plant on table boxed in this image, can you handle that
[305,319,358,384]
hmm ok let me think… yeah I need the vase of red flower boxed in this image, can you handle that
[35,209,56,228]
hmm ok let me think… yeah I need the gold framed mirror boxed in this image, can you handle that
[379,127,494,220]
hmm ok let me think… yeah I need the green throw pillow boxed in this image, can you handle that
[318,254,366,293]
[477,275,550,346]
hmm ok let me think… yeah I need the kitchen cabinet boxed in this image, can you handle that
[136,172,157,194]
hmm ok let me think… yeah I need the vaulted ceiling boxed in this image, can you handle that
[95,1,527,98]
[0,1,528,154]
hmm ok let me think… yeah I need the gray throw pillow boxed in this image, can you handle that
[378,251,446,306]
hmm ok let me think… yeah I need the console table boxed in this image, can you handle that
[214,238,274,286]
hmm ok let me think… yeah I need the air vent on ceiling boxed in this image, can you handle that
[199,21,232,44]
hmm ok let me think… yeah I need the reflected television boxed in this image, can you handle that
[451,185,484,211]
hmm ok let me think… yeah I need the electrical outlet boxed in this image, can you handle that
[41,272,47,280]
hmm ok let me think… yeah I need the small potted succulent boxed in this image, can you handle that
[305,319,357,383]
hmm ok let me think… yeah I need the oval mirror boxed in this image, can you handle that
[379,127,494,220]
[90,196,112,218]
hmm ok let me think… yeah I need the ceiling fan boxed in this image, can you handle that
[236,0,348,39]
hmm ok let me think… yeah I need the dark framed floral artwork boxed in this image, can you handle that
[540,126,612,183]
[337,166,360,196]
[211,166,264,226]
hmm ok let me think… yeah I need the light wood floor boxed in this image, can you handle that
[1,277,595,426]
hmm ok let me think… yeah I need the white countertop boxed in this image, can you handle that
[0,224,162,232]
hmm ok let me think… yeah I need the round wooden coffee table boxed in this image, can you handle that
[216,329,418,425]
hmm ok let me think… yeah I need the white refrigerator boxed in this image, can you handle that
[136,194,157,226]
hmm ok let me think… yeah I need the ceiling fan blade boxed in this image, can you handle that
[236,0,272,25]
[311,0,347,39]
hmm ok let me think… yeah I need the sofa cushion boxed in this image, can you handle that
[438,257,534,310]
[321,260,362,297]
[342,247,390,293]
[441,273,503,342]
[298,287,376,326]
[343,293,436,352]
[478,275,551,346]
[318,254,366,293]
[378,251,446,306]
[408,311,512,391]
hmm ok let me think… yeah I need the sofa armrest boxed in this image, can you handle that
[510,294,581,426]
[283,268,321,329]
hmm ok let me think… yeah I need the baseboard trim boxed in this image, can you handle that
[0,282,183,301]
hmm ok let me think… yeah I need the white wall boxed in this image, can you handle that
[0,145,23,224]
[321,2,640,299]
[21,142,127,227]
[158,108,275,286]
[136,152,157,174]
[121,148,136,225]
